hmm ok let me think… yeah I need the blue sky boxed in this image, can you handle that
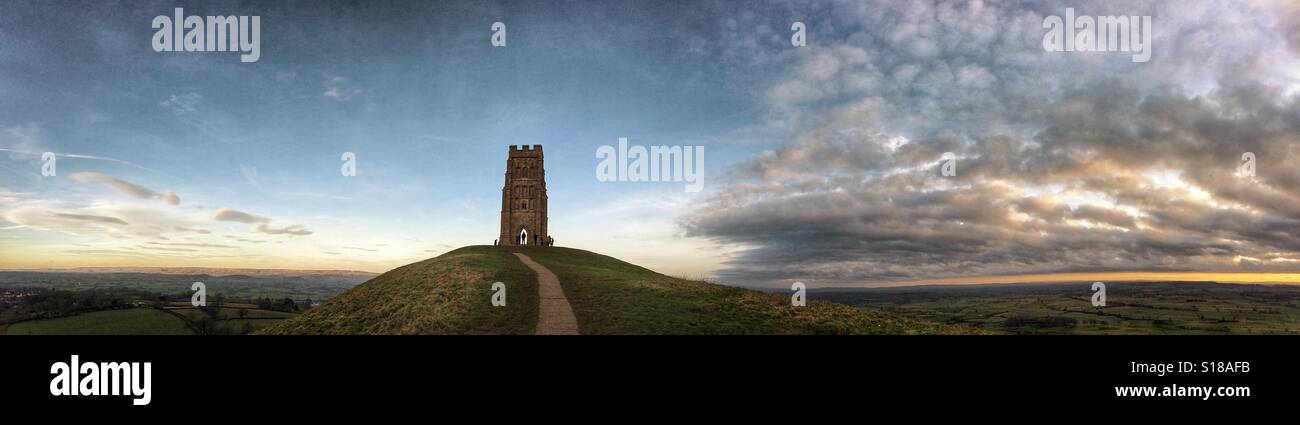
[4,1,1300,287]
[0,0,774,274]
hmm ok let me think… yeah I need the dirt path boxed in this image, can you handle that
[513,253,580,335]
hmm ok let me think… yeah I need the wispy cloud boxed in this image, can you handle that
[171,225,211,234]
[321,74,361,101]
[146,241,237,249]
[211,208,313,236]
[211,208,270,223]
[256,223,313,236]
[71,172,179,205]
[49,212,128,226]
[0,148,159,174]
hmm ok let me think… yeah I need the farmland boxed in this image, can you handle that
[0,269,367,335]
[4,308,195,335]
[815,281,1300,334]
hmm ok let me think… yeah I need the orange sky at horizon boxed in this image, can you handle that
[872,271,1300,288]
[5,245,1300,290]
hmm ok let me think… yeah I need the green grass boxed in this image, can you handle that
[167,307,297,321]
[259,246,538,334]
[260,245,978,335]
[161,306,298,334]
[5,308,196,335]
[820,282,1300,335]
[513,246,979,334]
[217,318,283,334]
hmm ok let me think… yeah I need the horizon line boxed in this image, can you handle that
[844,271,1300,289]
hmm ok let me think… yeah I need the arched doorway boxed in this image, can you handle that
[518,228,528,246]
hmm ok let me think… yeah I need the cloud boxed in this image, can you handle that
[0,149,158,173]
[146,241,236,249]
[158,92,246,144]
[49,212,128,226]
[71,172,179,205]
[61,249,155,258]
[321,74,361,101]
[138,245,198,252]
[688,77,1300,285]
[171,225,211,234]
[1,123,157,173]
[210,208,312,236]
[682,0,1300,286]
[256,223,313,236]
[223,235,268,244]
[0,205,134,237]
[159,93,202,114]
[211,208,270,223]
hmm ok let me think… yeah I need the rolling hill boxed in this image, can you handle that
[260,246,980,335]
[4,267,377,278]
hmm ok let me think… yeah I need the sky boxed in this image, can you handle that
[2,0,1300,288]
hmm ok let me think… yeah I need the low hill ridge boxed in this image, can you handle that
[260,246,980,335]
[6,267,377,278]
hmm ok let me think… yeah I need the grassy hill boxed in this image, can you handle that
[261,246,980,335]
[260,247,537,334]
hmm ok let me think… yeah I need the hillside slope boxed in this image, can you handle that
[259,247,536,334]
[519,246,977,334]
[262,246,980,335]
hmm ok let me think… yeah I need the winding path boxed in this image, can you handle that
[513,253,580,335]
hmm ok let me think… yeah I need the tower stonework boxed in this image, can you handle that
[499,145,549,246]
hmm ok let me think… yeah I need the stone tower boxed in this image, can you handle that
[499,145,548,246]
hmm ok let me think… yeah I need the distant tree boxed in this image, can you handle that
[278,297,297,312]
[197,316,215,335]
[238,308,248,319]
[210,293,225,318]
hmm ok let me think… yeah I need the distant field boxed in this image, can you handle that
[0,271,367,301]
[817,282,1300,335]
[2,306,298,335]
[216,318,285,334]
[168,306,297,321]
[4,308,196,335]
[166,306,298,333]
